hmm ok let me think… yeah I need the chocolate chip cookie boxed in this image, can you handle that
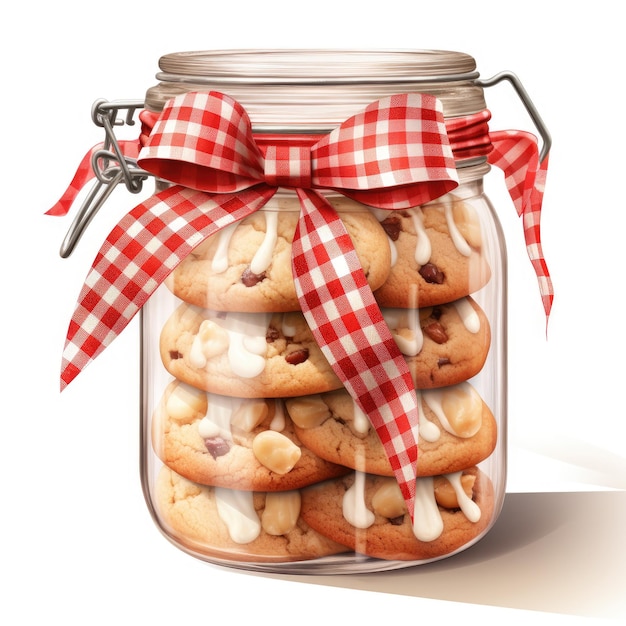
[285,383,497,477]
[152,379,350,490]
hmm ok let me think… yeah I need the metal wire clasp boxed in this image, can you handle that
[476,71,551,163]
[59,99,152,258]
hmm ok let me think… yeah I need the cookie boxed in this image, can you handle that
[300,467,494,561]
[372,198,491,308]
[152,379,350,491]
[165,194,392,312]
[155,466,350,563]
[285,382,497,477]
[160,303,342,397]
[383,296,491,388]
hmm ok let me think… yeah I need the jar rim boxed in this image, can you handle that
[156,49,479,85]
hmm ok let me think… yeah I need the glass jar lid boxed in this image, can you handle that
[144,49,487,130]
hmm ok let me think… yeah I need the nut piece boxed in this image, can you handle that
[371,478,407,519]
[433,474,475,509]
[230,399,269,433]
[252,431,301,474]
[452,202,482,248]
[166,382,207,423]
[285,348,309,365]
[284,395,332,429]
[189,319,229,367]
[442,384,483,438]
[261,491,302,535]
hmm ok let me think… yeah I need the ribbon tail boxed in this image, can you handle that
[488,130,554,320]
[45,140,140,217]
[292,188,420,519]
[60,184,276,390]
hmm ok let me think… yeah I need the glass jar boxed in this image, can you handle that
[53,49,550,574]
[135,50,526,573]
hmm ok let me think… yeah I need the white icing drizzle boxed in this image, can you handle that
[197,394,245,441]
[281,312,299,338]
[370,208,387,221]
[417,390,440,442]
[381,307,423,356]
[422,388,457,437]
[343,472,375,529]
[444,200,472,257]
[422,382,482,439]
[270,399,286,432]
[213,312,272,378]
[445,471,481,522]
[214,487,261,544]
[189,339,207,369]
[388,237,398,266]
[409,208,432,265]
[211,222,239,273]
[210,211,279,276]
[250,211,278,275]
[412,476,444,541]
[351,399,370,435]
[453,298,480,333]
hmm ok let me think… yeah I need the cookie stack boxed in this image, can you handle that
[151,192,497,565]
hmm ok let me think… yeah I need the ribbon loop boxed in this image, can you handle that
[312,93,459,209]
[138,91,266,192]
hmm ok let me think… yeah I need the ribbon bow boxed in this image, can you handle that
[59,90,461,520]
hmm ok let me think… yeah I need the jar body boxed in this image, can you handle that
[140,165,507,572]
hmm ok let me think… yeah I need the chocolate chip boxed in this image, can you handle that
[169,350,183,360]
[241,267,266,287]
[389,515,405,526]
[437,357,451,367]
[266,326,280,342]
[380,216,402,241]
[424,322,448,344]
[285,348,309,365]
[204,437,230,459]
[419,262,445,284]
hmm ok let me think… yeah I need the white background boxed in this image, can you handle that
[2,1,624,624]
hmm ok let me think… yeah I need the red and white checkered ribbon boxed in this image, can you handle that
[51,90,553,521]
[487,130,553,319]
[57,90,460,519]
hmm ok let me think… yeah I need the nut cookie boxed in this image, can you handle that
[165,196,392,312]
[160,303,342,397]
[373,199,491,308]
[382,296,491,389]
[300,467,494,561]
[285,382,497,477]
[155,466,350,563]
[152,380,350,491]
